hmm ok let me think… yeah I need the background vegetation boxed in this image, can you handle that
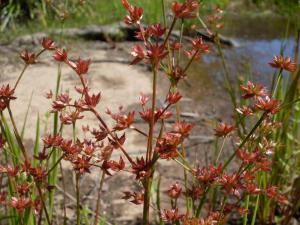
[0,0,299,41]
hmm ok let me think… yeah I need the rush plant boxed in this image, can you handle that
[0,0,299,225]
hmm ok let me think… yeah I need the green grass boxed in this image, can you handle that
[1,0,299,43]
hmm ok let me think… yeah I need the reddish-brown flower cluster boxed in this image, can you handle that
[41,37,56,50]
[0,84,16,111]
[20,50,37,64]
[68,58,92,76]
[121,0,143,25]
[130,156,150,180]
[53,49,68,62]
[218,172,242,198]
[122,191,144,205]
[171,0,199,19]
[255,96,280,115]
[166,182,182,199]
[107,109,135,131]
[161,208,184,223]
[194,164,222,184]
[236,106,253,116]
[102,157,125,175]
[214,122,235,137]
[167,91,182,104]
[240,81,268,99]
[7,197,32,214]
[264,186,288,205]
[269,55,297,73]
[185,37,210,60]
[155,121,193,159]
[206,7,225,31]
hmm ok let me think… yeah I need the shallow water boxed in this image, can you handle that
[186,13,299,101]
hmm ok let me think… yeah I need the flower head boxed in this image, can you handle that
[214,122,234,137]
[130,45,145,65]
[53,49,68,62]
[166,92,182,104]
[147,43,168,68]
[191,37,210,53]
[68,58,91,76]
[166,182,182,199]
[121,0,143,25]
[172,0,199,19]
[269,55,297,73]
[161,208,184,222]
[41,37,55,50]
[255,96,280,114]
[20,50,36,64]
[7,197,32,214]
[240,81,268,99]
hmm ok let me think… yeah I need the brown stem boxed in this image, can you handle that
[162,17,177,49]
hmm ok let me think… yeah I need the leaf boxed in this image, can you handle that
[21,91,34,140]
[33,114,40,167]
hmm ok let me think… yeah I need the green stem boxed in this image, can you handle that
[93,172,106,225]
[76,174,81,225]
[243,195,250,225]
[272,68,283,98]
[251,176,262,225]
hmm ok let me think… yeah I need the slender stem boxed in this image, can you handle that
[146,68,157,163]
[161,0,167,28]
[173,158,192,172]
[76,174,81,225]
[47,155,64,176]
[93,172,106,225]
[13,65,28,90]
[72,122,76,142]
[272,68,283,98]
[183,49,200,73]
[217,196,228,225]
[7,106,29,162]
[215,137,226,163]
[143,66,158,225]
[162,17,177,49]
[130,126,148,137]
[251,176,262,225]
[195,187,209,217]
[59,162,68,225]
[243,195,250,225]
[36,183,52,225]
[177,19,184,66]
[14,49,46,90]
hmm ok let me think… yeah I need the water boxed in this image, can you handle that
[186,13,299,101]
